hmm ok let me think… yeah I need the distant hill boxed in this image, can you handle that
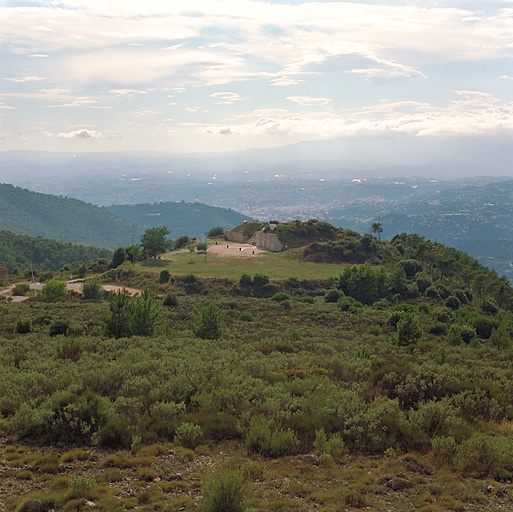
[0,230,111,273]
[0,184,142,249]
[107,201,251,239]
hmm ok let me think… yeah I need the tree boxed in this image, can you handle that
[141,226,171,259]
[42,279,68,300]
[193,303,224,340]
[396,312,422,346]
[371,222,383,240]
[207,226,224,237]
[82,278,102,300]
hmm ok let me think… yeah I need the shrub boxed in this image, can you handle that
[445,295,461,310]
[425,286,441,300]
[199,468,245,512]
[431,436,457,464]
[174,422,203,449]
[193,303,224,340]
[324,289,343,303]
[460,325,477,344]
[57,340,83,361]
[163,292,178,307]
[12,283,30,296]
[446,325,463,346]
[337,296,355,311]
[42,279,68,300]
[455,435,502,475]
[482,297,499,315]
[49,321,69,337]
[238,312,254,322]
[299,296,314,304]
[271,292,290,302]
[428,322,448,335]
[312,428,344,457]
[82,278,102,300]
[239,274,252,287]
[15,319,31,334]
[396,312,422,346]
[207,226,225,237]
[387,310,404,328]
[159,269,170,283]
[474,316,498,339]
[246,417,298,458]
[97,419,132,449]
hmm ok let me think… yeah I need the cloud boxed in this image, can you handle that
[287,96,332,106]
[55,129,102,139]
[210,92,246,104]
[4,76,45,83]
[133,110,160,119]
[109,89,148,96]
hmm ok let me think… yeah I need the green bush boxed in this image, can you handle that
[312,428,344,457]
[97,419,132,449]
[246,417,298,458]
[12,283,30,296]
[42,279,68,300]
[445,295,461,310]
[238,311,254,322]
[271,292,290,302]
[207,226,225,237]
[159,269,170,283]
[15,318,31,334]
[174,422,203,449]
[337,296,356,311]
[82,278,102,300]
[193,303,224,340]
[163,292,178,307]
[324,289,343,303]
[199,468,245,512]
[396,312,422,346]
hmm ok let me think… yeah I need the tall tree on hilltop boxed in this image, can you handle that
[371,222,383,240]
[141,226,171,259]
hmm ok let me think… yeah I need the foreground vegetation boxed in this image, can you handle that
[1,225,513,510]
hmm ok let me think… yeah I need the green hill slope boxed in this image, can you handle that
[0,184,142,249]
[0,230,111,272]
[107,201,251,239]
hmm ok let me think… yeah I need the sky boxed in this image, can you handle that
[1,0,512,155]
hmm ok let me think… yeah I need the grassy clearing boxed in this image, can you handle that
[156,247,343,280]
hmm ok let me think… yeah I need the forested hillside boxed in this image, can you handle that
[0,184,142,249]
[107,201,251,239]
[0,231,111,273]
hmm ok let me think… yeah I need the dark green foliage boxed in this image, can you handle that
[42,279,68,300]
[473,316,498,339]
[397,259,423,278]
[396,312,422,346]
[197,242,207,252]
[239,274,252,288]
[49,321,69,337]
[141,226,171,259]
[103,288,162,338]
[482,297,499,315]
[163,292,178,307]
[324,289,343,303]
[159,269,170,283]
[193,303,224,340]
[97,419,132,448]
[199,468,245,512]
[445,295,461,310]
[82,278,102,300]
[174,422,203,449]
[12,283,30,296]
[271,292,290,302]
[425,286,441,300]
[110,247,127,269]
[337,263,382,305]
[238,312,254,322]
[174,235,190,249]
[207,226,225,237]
[15,318,31,334]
